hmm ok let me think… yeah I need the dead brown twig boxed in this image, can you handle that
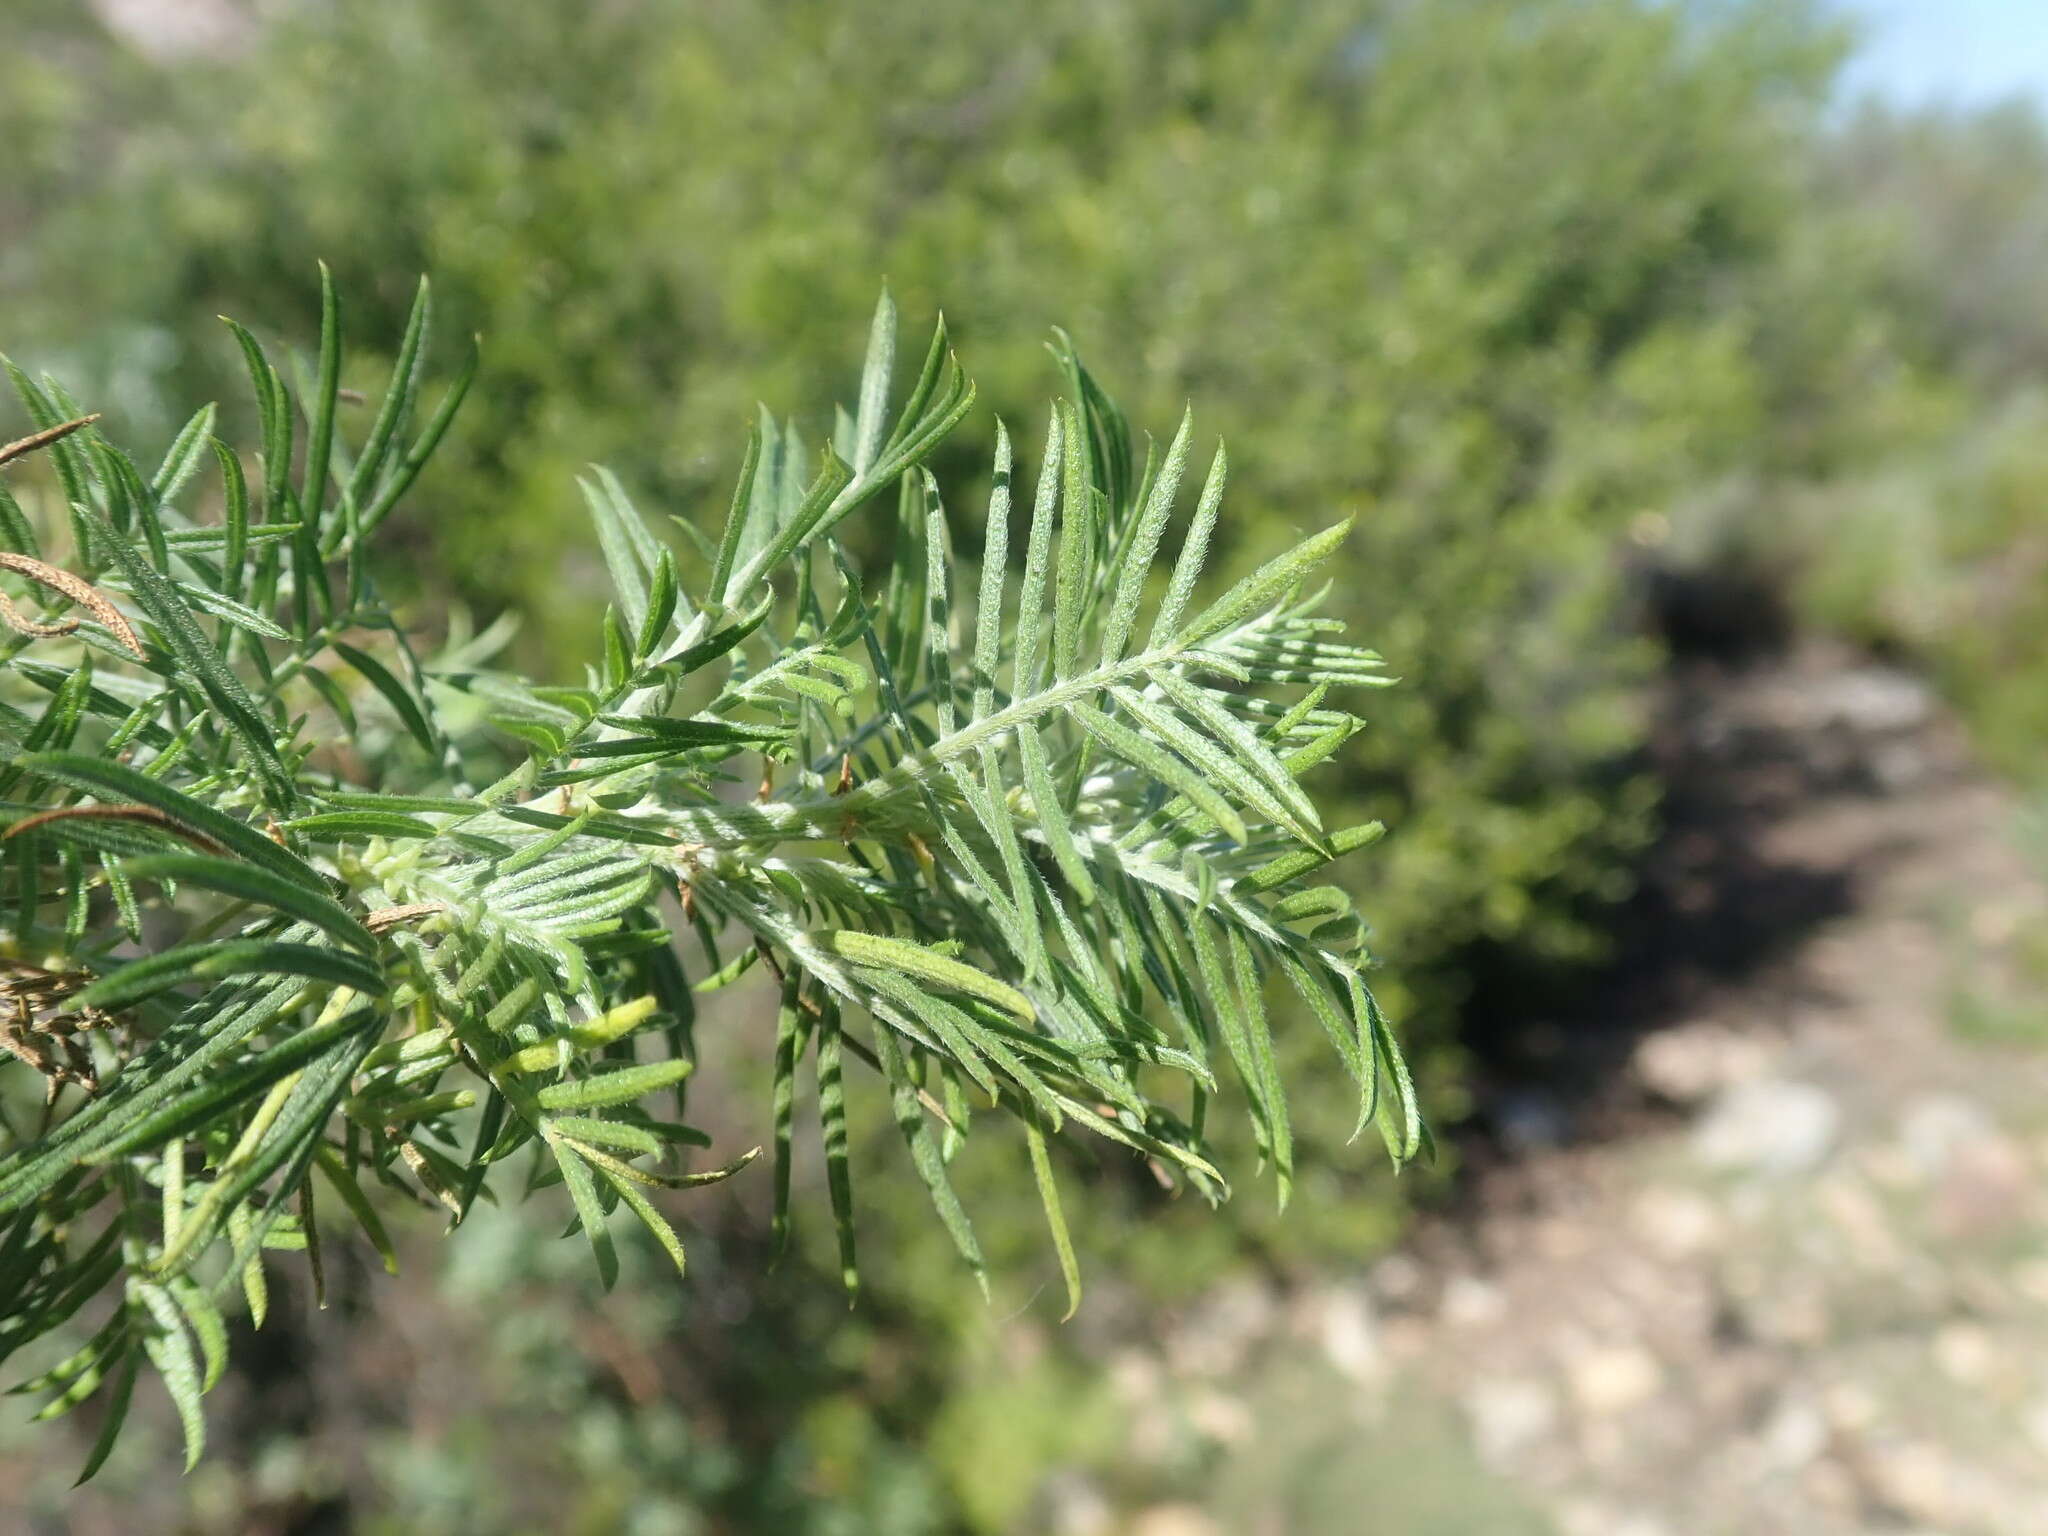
[0,551,147,659]
[1,803,228,855]
[0,413,100,471]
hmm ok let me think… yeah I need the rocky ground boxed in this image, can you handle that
[1096,644,2048,1536]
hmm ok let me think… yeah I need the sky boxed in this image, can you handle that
[1835,0,2048,109]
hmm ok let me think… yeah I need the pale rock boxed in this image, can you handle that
[1633,1023,1771,1104]
[1378,1316,1431,1364]
[1308,1284,1381,1383]
[1898,1093,1997,1183]
[1817,1173,1901,1268]
[1554,1498,1623,1536]
[1934,1321,1995,1386]
[1823,1382,1881,1433]
[1569,1345,1663,1416]
[1745,1279,1832,1346]
[1440,1272,1508,1328]
[1556,1501,1669,1536]
[1129,1505,1222,1536]
[1040,1472,1113,1536]
[2024,1393,2048,1455]
[1630,1186,1721,1259]
[1371,1252,1424,1303]
[1934,1131,2033,1239]
[1759,1393,1828,1471]
[1536,1218,1596,1263]
[1869,737,1931,791]
[1693,1078,1840,1176]
[1802,1457,1861,1515]
[1805,665,1935,736]
[1108,1348,1163,1405]
[2010,1256,2048,1308]
[1969,900,2026,946]
[1863,1440,1956,1526]
[1185,1388,1254,1446]
[1464,1374,1559,1467]
[90,0,247,61]
[1166,1281,1274,1378]
[1857,1140,1920,1191]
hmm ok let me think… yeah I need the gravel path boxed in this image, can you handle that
[1103,645,2048,1536]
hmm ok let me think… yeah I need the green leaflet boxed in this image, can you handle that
[1018,722,1095,904]
[1099,406,1194,669]
[76,940,384,1014]
[151,403,218,506]
[165,1277,229,1393]
[534,1059,695,1112]
[316,790,483,818]
[815,997,859,1302]
[591,713,785,748]
[71,1352,138,1487]
[358,337,478,541]
[77,1001,382,1166]
[500,996,662,1073]
[1024,1111,1082,1322]
[13,752,327,892]
[852,288,896,477]
[346,276,432,514]
[315,1145,399,1276]
[669,595,769,676]
[590,1163,688,1278]
[1070,702,1248,846]
[132,1281,206,1471]
[770,968,807,1259]
[22,1314,128,1420]
[1242,820,1387,891]
[550,1139,618,1290]
[546,1117,664,1158]
[302,263,342,538]
[583,467,656,641]
[74,484,298,812]
[3,359,97,559]
[707,421,763,607]
[872,1028,985,1294]
[1175,518,1353,647]
[332,640,438,754]
[148,581,290,641]
[210,437,251,600]
[638,550,679,657]
[283,811,440,842]
[117,853,376,953]
[814,929,1036,1021]
[1358,974,1423,1167]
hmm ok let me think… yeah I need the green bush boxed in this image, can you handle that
[1785,390,2048,777]
[2,0,1888,1076]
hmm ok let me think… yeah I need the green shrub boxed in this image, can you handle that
[1785,390,2048,778]
[2,0,1883,1080]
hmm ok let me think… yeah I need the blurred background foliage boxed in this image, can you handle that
[5,0,2048,1529]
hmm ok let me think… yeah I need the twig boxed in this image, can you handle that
[0,551,147,659]
[0,413,100,471]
